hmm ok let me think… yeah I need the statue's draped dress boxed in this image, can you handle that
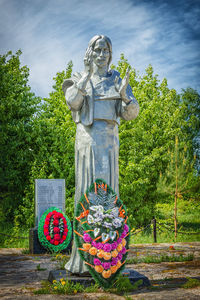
[63,70,139,274]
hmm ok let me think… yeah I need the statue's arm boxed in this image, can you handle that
[119,84,139,120]
[62,73,90,111]
[114,70,139,120]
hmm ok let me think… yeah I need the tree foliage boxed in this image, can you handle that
[15,62,76,228]
[0,51,40,224]
[113,55,199,226]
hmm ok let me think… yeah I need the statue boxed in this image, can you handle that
[62,35,139,274]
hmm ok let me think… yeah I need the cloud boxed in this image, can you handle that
[0,0,199,97]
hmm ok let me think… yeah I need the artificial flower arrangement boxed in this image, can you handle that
[38,207,72,253]
[74,179,130,288]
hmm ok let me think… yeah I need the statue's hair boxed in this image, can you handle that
[84,35,112,66]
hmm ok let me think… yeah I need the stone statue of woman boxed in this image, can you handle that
[62,35,139,275]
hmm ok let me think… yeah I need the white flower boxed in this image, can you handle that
[112,217,123,228]
[87,215,94,224]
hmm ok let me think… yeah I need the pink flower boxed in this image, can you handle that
[102,262,111,270]
[92,240,97,248]
[111,242,118,250]
[121,231,126,238]
[54,240,59,245]
[103,243,112,252]
[94,258,101,265]
[44,229,49,236]
[50,239,55,244]
[64,224,68,229]
[96,242,103,250]
[43,224,49,229]
[53,227,60,233]
[47,212,53,218]
[120,247,126,255]
[111,257,118,266]
[83,233,92,243]
[117,253,123,260]
[117,238,122,245]
[124,224,129,232]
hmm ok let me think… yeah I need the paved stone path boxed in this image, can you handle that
[0,243,200,299]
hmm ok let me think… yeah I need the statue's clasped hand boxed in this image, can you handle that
[114,67,130,104]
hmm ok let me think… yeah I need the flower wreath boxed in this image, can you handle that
[74,179,130,288]
[38,207,72,253]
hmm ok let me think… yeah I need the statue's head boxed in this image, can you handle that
[84,35,112,68]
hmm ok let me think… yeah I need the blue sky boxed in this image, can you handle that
[0,0,199,97]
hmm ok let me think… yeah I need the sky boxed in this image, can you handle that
[0,0,199,98]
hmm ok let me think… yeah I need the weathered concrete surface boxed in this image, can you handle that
[0,243,200,299]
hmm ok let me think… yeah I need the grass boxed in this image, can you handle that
[130,198,200,244]
[51,253,70,269]
[36,264,47,271]
[182,277,200,289]
[0,222,29,248]
[126,253,194,264]
[34,275,141,295]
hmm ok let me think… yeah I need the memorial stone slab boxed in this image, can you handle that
[35,179,65,226]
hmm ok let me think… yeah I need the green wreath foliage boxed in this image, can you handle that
[74,178,130,289]
[38,207,72,253]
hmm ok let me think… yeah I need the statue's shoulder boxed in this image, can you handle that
[62,72,82,94]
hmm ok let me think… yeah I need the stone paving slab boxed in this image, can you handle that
[0,243,200,299]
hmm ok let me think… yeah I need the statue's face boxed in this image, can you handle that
[92,39,110,68]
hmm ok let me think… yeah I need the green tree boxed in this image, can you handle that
[15,62,76,228]
[181,88,200,173]
[157,136,198,238]
[0,50,40,224]
[114,55,188,226]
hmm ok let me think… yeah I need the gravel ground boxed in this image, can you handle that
[0,242,200,300]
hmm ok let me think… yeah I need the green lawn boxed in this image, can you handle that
[130,198,200,244]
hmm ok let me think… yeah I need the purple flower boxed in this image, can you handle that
[120,247,126,255]
[124,224,129,233]
[111,242,118,250]
[83,233,92,243]
[117,238,122,245]
[94,258,101,265]
[121,231,126,238]
[103,243,112,252]
[111,257,118,266]
[117,253,123,260]
[102,262,111,270]
[96,242,103,250]
[92,240,97,248]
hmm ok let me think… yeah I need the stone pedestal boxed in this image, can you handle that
[48,268,151,288]
[29,227,46,254]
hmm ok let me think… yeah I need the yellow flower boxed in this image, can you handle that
[74,289,77,294]
[53,280,57,284]
[61,281,66,285]
[54,286,58,290]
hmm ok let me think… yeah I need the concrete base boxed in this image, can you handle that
[48,268,151,287]
[29,227,73,254]
[29,227,46,254]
